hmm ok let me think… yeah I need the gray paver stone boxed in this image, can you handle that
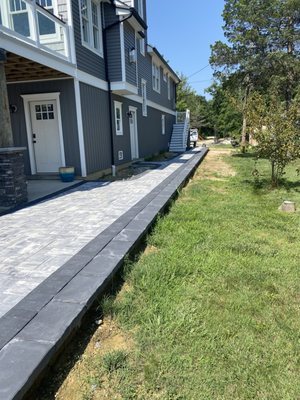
[17,300,86,344]
[0,338,55,400]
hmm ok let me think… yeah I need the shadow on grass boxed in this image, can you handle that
[242,177,300,194]
[232,152,258,159]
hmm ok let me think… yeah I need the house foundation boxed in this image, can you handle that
[0,148,27,207]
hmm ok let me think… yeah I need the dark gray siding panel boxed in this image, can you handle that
[124,22,137,86]
[80,83,112,174]
[104,4,122,82]
[7,79,81,175]
[112,94,175,163]
[137,106,175,158]
[72,0,106,80]
[111,94,132,165]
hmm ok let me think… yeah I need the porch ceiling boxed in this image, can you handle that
[5,53,68,83]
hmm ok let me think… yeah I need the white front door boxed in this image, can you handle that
[29,100,63,173]
[129,107,139,160]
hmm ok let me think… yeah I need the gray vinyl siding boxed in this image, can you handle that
[124,22,137,86]
[72,0,106,80]
[80,83,112,174]
[136,49,176,111]
[7,79,81,175]
[103,3,122,82]
[137,106,175,158]
[112,95,175,163]
[111,95,132,165]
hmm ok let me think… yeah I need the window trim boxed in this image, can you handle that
[139,30,145,56]
[152,61,160,93]
[161,114,165,135]
[137,0,143,18]
[167,75,171,100]
[79,0,103,57]
[114,101,123,135]
[141,78,147,117]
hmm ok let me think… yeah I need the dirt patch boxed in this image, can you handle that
[53,318,132,400]
[196,148,236,181]
[144,244,159,255]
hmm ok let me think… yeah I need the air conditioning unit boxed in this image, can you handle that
[129,48,137,63]
[118,150,124,161]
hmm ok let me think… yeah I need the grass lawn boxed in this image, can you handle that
[40,149,300,400]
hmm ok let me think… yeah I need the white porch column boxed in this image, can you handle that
[74,79,87,177]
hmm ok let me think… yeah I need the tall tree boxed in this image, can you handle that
[176,73,214,134]
[210,0,300,148]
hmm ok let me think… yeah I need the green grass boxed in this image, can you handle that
[110,153,300,399]
[56,152,300,399]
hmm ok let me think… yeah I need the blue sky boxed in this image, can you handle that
[147,0,225,97]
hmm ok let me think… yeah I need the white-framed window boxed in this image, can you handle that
[141,79,147,117]
[139,30,145,56]
[161,114,165,135]
[114,101,123,135]
[167,75,171,100]
[5,0,57,38]
[163,71,167,82]
[152,61,160,93]
[80,0,103,55]
[137,0,143,18]
[37,0,57,38]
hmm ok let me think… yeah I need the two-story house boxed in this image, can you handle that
[0,0,180,178]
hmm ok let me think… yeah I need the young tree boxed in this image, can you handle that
[247,93,300,186]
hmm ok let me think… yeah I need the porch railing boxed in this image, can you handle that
[0,0,71,62]
[176,110,190,149]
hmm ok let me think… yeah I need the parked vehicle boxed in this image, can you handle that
[190,129,199,147]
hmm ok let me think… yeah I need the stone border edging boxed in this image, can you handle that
[0,148,208,400]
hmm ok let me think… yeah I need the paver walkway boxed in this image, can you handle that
[0,152,195,318]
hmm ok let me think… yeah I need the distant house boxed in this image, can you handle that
[0,0,182,177]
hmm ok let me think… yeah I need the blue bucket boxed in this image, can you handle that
[59,167,75,182]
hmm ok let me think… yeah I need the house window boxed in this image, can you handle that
[162,115,165,135]
[163,71,167,82]
[152,62,160,93]
[137,0,143,17]
[7,0,57,38]
[114,101,123,135]
[141,79,147,117]
[37,0,56,36]
[9,0,30,37]
[167,75,171,100]
[80,0,103,55]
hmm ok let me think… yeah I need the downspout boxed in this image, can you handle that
[103,2,133,177]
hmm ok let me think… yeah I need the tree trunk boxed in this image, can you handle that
[285,16,294,110]
[271,160,277,187]
[241,85,250,153]
[0,62,14,148]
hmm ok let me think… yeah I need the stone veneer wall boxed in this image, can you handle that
[0,149,27,207]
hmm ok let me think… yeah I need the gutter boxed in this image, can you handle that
[103,2,133,176]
